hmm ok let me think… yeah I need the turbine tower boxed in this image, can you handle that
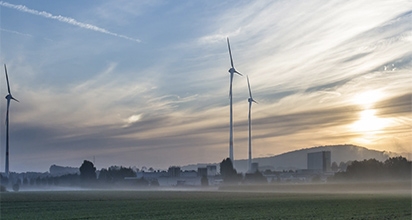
[226,37,242,162]
[247,76,257,172]
[4,64,19,177]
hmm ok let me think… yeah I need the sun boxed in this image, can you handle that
[349,90,390,143]
[352,90,383,108]
[351,109,388,133]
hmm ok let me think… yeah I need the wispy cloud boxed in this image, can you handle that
[1,0,411,172]
[198,28,241,45]
[0,1,141,42]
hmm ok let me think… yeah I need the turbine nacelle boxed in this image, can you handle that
[228,68,242,76]
[5,94,19,102]
[246,75,257,104]
[248,97,257,104]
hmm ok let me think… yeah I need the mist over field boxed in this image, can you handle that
[219,181,412,195]
[1,185,411,219]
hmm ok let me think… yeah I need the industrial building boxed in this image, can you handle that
[307,151,331,172]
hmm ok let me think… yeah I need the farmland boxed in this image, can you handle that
[1,187,411,219]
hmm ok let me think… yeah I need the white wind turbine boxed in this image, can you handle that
[4,64,19,177]
[247,76,257,172]
[227,37,242,162]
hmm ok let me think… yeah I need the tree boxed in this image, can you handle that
[35,177,41,185]
[332,156,411,181]
[79,160,97,184]
[384,156,411,179]
[135,177,149,186]
[0,174,8,191]
[109,166,135,181]
[331,162,338,172]
[339,161,352,172]
[98,166,136,185]
[98,168,111,183]
[150,179,159,187]
[23,177,29,186]
[201,175,209,186]
[12,183,20,192]
[244,171,267,184]
[220,158,240,183]
[345,158,383,180]
[29,178,35,186]
[56,173,80,186]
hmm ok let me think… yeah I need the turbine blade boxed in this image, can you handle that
[4,64,11,94]
[234,70,243,76]
[11,96,19,102]
[247,76,252,98]
[227,38,234,68]
[247,76,258,104]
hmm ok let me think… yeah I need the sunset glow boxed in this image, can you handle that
[351,109,388,133]
[1,1,411,172]
[353,90,383,108]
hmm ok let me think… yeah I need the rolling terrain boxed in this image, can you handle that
[183,144,409,173]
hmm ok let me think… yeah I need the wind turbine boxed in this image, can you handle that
[227,37,242,162]
[247,76,257,173]
[4,64,19,177]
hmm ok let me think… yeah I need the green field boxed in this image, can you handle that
[1,189,411,219]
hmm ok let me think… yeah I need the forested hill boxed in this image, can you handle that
[232,144,402,173]
[182,144,407,173]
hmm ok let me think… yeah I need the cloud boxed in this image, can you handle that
[198,28,241,45]
[126,114,142,124]
[1,0,411,172]
[0,28,32,37]
[0,1,141,42]
[375,93,412,116]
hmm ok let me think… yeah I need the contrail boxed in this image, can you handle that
[0,28,33,37]
[0,1,141,43]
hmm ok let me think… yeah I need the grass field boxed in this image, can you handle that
[1,188,411,219]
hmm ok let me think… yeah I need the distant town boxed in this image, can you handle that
[1,144,410,192]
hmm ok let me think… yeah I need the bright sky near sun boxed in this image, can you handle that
[0,0,411,172]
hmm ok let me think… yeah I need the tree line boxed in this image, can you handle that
[1,160,148,190]
[78,160,150,187]
[220,158,267,184]
[332,156,411,181]
[2,156,410,191]
[219,156,411,184]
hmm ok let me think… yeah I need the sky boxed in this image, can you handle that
[0,0,411,172]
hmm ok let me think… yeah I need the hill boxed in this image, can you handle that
[182,144,407,173]
[233,144,399,173]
